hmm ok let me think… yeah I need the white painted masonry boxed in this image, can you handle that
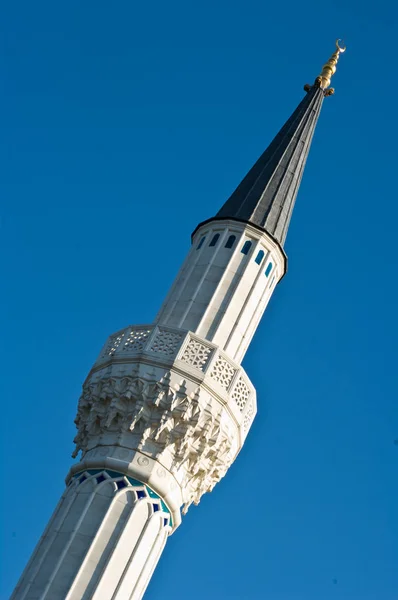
[11,471,169,600]
[12,322,259,599]
[156,219,285,363]
[12,219,283,599]
[12,216,285,600]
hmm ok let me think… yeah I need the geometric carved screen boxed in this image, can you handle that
[231,376,250,412]
[149,330,183,356]
[209,355,236,390]
[102,333,125,357]
[122,329,152,352]
[180,338,213,372]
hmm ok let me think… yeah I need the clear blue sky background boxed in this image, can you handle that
[1,1,397,599]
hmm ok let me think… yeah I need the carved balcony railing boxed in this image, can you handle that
[93,324,256,436]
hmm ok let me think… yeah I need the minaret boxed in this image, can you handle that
[12,40,345,600]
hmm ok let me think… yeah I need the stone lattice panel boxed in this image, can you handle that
[149,329,183,357]
[243,403,254,431]
[180,338,213,372]
[122,328,152,353]
[231,376,250,412]
[209,355,236,390]
[102,332,125,357]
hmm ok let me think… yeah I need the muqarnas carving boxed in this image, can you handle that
[73,369,236,512]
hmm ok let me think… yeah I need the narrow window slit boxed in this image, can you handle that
[197,236,206,250]
[265,262,273,277]
[209,233,220,247]
[225,235,236,249]
[241,241,252,255]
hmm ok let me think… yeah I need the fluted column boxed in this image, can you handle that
[11,470,170,600]
[156,220,285,363]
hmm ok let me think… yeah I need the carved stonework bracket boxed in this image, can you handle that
[73,364,239,513]
[74,325,258,514]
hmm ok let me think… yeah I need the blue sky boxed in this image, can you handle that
[1,1,398,598]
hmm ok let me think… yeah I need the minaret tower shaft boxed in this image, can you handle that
[12,41,345,600]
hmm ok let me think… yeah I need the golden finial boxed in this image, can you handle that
[304,39,346,96]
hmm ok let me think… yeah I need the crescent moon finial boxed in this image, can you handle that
[336,38,347,53]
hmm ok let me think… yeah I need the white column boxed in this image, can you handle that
[156,219,286,363]
[11,470,170,600]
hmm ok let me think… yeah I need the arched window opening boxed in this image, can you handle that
[255,250,264,265]
[209,233,220,247]
[241,240,252,255]
[225,235,236,249]
[197,236,206,250]
[265,262,273,277]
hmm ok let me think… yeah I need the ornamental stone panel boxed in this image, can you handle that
[122,328,152,352]
[180,337,214,371]
[209,354,237,390]
[148,329,184,356]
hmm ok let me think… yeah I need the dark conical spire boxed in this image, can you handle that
[215,84,324,246]
[194,40,346,248]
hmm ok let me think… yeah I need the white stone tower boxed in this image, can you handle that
[11,41,345,600]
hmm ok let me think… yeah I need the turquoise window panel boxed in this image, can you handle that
[241,240,252,255]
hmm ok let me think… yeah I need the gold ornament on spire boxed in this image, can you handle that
[304,39,346,97]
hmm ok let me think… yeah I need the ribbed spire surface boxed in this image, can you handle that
[215,84,324,246]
